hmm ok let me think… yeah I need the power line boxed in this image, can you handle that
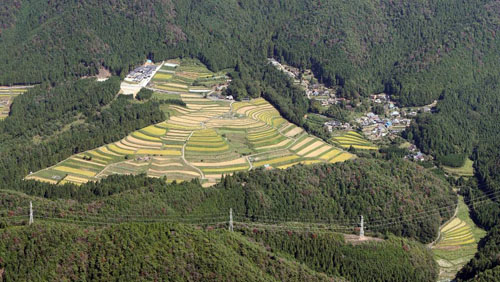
[364,190,500,225]
[233,212,359,225]
[3,188,499,231]
[367,199,492,230]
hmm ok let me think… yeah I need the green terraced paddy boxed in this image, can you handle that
[27,60,354,186]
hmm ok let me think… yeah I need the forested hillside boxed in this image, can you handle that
[0,222,335,281]
[1,0,499,280]
[0,160,448,281]
[2,160,455,243]
[1,0,498,107]
[243,229,438,281]
[0,220,441,282]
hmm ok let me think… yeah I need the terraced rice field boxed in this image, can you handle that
[27,60,354,186]
[149,58,227,96]
[433,196,486,281]
[331,131,378,150]
[0,87,29,119]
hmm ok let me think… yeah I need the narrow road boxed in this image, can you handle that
[245,156,253,171]
[428,203,459,248]
[182,131,205,179]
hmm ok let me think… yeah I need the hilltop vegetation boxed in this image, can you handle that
[1,0,498,107]
[4,159,455,244]
[243,229,438,282]
[0,220,442,282]
[0,160,451,281]
[0,222,335,281]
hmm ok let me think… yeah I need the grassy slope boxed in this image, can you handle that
[442,159,474,177]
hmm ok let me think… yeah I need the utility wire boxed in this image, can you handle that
[3,188,499,229]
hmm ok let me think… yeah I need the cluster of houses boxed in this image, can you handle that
[125,65,157,83]
[324,120,352,133]
[371,93,433,115]
[360,111,411,128]
[268,58,438,150]
[344,94,414,140]
[268,58,301,79]
[404,144,429,162]
[268,58,348,107]
[307,84,349,106]
[357,114,412,140]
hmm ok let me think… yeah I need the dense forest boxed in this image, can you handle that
[0,221,441,282]
[0,160,449,281]
[1,0,497,106]
[0,222,336,281]
[2,160,455,244]
[0,0,499,280]
[242,229,438,281]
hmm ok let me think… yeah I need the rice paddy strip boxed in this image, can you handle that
[129,131,162,141]
[122,139,160,149]
[141,125,167,136]
[99,146,123,157]
[107,144,135,155]
[63,175,90,184]
[304,144,333,158]
[253,155,300,167]
[332,131,378,150]
[296,140,324,156]
[255,139,293,151]
[329,153,354,163]
[153,73,173,80]
[148,169,201,177]
[87,150,113,160]
[25,176,59,184]
[53,166,96,177]
[116,141,140,151]
[136,149,182,156]
[283,126,303,137]
[290,136,314,151]
[200,166,249,173]
[185,144,230,152]
[319,148,342,160]
[190,157,247,167]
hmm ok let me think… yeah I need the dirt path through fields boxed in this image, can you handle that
[182,131,205,179]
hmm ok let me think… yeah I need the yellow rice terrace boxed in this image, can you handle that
[26,60,354,186]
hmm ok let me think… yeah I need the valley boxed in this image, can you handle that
[432,196,487,281]
[1,0,499,280]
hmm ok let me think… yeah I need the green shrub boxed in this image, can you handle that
[136,88,153,100]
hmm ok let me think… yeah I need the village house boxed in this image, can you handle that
[126,65,157,83]
[324,120,351,132]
